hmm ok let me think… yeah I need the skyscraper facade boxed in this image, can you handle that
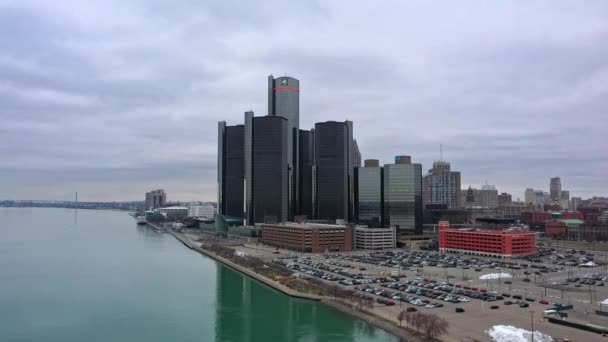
[298,129,314,218]
[383,156,423,235]
[268,75,299,219]
[314,121,349,221]
[217,123,245,218]
[423,161,461,209]
[354,160,383,227]
[550,177,561,201]
[244,111,254,224]
[252,116,288,223]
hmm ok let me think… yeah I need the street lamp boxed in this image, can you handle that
[529,310,535,342]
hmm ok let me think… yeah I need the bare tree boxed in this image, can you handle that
[397,310,407,326]
[420,313,449,340]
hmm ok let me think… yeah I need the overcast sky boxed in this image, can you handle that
[1,0,607,202]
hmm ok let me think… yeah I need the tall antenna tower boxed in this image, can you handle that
[440,144,443,161]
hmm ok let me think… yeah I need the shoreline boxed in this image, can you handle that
[145,221,429,341]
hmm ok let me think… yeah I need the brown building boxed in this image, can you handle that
[260,223,353,253]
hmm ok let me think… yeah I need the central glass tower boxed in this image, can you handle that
[268,75,300,220]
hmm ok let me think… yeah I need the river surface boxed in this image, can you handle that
[0,208,398,342]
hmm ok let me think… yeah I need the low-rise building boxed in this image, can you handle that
[156,206,188,219]
[260,223,353,253]
[354,227,396,250]
[438,221,536,258]
[545,220,568,239]
[188,205,216,218]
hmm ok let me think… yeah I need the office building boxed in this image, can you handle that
[244,111,254,224]
[354,159,383,227]
[188,205,216,218]
[222,124,245,218]
[260,223,353,253]
[314,121,350,221]
[268,75,299,219]
[438,221,536,258]
[524,188,535,205]
[422,161,461,209]
[560,190,570,209]
[498,192,512,206]
[479,185,499,208]
[298,129,314,218]
[550,177,561,201]
[571,197,582,211]
[145,189,166,210]
[535,190,547,205]
[252,116,289,223]
[354,227,396,250]
[383,155,423,235]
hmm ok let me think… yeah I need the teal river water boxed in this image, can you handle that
[0,208,398,342]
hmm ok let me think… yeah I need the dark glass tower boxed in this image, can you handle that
[314,121,348,221]
[298,129,314,218]
[252,116,288,223]
[217,123,245,219]
[268,75,299,220]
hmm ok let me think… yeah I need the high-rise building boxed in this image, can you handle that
[383,155,423,235]
[479,185,499,208]
[145,189,166,210]
[298,129,314,218]
[550,177,561,201]
[314,121,349,221]
[560,190,570,210]
[243,111,254,224]
[354,159,383,227]
[524,188,535,205]
[422,161,461,209]
[571,197,582,211]
[268,75,299,220]
[217,123,245,218]
[535,190,547,205]
[498,192,512,206]
[252,116,289,223]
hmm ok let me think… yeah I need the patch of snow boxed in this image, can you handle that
[234,251,247,257]
[600,298,608,305]
[479,272,513,280]
[487,325,553,342]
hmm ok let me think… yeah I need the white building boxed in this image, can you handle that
[156,206,188,219]
[188,205,216,218]
[354,227,396,250]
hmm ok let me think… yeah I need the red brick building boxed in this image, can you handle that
[561,212,584,220]
[260,223,353,253]
[438,221,536,258]
[545,220,568,239]
[520,212,552,224]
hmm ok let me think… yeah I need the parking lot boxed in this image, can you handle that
[259,245,608,341]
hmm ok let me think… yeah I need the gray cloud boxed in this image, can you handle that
[0,0,607,201]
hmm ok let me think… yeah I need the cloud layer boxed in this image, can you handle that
[1,0,607,201]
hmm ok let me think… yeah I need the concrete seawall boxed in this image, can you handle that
[144,221,429,341]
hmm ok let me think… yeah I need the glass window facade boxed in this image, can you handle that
[224,125,244,218]
[314,122,348,220]
[355,167,383,227]
[383,163,423,234]
[252,116,288,223]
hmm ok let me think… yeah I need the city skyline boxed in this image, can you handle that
[2,1,608,201]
